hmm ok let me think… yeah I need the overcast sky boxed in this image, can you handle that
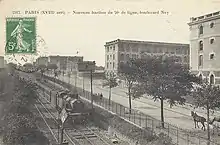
[0,0,220,66]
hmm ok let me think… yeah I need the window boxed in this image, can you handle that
[113,46,115,51]
[107,63,109,69]
[106,47,109,52]
[210,74,214,84]
[113,54,115,60]
[113,62,115,69]
[210,53,214,59]
[170,48,175,54]
[199,74,203,82]
[126,54,129,59]
[210,22,214,28]
[199,55,203,66]
[176,48,181,54]
[199,41,203,51]
[107,55,109,60]
[184,56,187,62]
[199,25,203,35]
[120,54,124,60]
[210,38,214,44]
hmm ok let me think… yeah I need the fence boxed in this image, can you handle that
[42,74,220,145]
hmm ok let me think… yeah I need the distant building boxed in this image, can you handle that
[188,11,220,84]
[48,55,60,66]
[77,61,96,72]
[0,56,4,69]
[67,56,83,72]
[36,57,48,66]
[59,56,68,70]
[104,39,189,76]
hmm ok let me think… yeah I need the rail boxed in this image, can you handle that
[37,82,113,145]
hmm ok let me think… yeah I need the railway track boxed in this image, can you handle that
[36,81,114,145]
[40,75,210,145]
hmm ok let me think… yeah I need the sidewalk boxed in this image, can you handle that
[46,73,217,131]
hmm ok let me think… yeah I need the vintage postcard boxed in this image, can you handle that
[0,0,220,145]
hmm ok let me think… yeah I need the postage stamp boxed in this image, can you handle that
[5,17,36,54]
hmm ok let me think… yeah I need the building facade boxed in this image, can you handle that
[66,56,84,72]
[36,57,48,66]
[104,39,189,76]
[59,56,68,70]
[48,55,60,66]
[188,11,220,84]
[77,61,96,72]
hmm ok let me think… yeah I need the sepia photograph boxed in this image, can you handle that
[0,0,220,145]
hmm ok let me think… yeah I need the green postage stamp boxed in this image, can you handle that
[5,17,36,54]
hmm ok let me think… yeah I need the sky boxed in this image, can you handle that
[0,0,220,66]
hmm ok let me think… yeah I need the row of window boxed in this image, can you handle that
[119,47,188,55]
[199,74,215,84]
[199,38,215,51]
[106,45,116,52]
[106,62,115,69]
[198,53,215,67]
[199,22,215,35]
[119,53,139,60]
[107,54,115,60]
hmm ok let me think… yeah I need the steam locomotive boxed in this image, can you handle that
[56,90,91,124]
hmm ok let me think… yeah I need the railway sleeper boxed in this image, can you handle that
[75,134,97,139]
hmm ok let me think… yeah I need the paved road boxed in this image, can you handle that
[46,74,220,131]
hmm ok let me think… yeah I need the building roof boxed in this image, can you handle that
[188,11,220,26]
[105,39,189,46]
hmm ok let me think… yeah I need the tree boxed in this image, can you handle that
[118,59,139,114]
[134,55,198,128]
[192,79,220,145]
[102,72,119,106]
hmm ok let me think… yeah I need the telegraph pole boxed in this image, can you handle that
[82,75,85,95]
[90,69,93,109]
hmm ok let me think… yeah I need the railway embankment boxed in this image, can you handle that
[0,72,50,145]
[43,74,175,145]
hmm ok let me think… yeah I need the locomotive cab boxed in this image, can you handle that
[65,97,84,113]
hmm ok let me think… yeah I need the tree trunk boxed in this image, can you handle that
[108,87,111,106]
[207,105,210,145]
[160,98,165,128]
[128,85,132,114]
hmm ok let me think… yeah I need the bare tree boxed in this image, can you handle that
[118,59,138,114]
[102,72,119,106]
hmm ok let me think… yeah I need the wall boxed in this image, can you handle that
[78,72,105,79]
